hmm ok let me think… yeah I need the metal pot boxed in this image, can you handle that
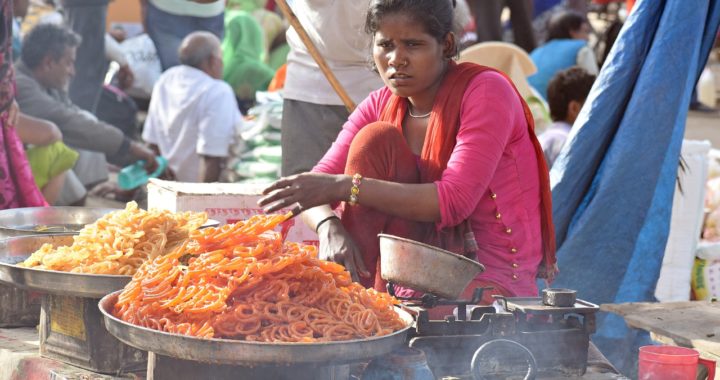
[378,234,484,299]
[541,288,577,307]
[0,207,118,239]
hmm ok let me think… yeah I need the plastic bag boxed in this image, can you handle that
[691,258,720,300]
[120,34,162,99]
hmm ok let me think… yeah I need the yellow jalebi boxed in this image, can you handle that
[21,202,207,275]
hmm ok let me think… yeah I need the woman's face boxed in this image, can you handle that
[372,13,450,99]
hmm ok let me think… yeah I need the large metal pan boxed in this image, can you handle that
[379,234,485,299]
[100,291,415,365]
[0,207,118,238]
[0,234,131,298]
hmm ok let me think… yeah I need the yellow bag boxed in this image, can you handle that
[692,258,720,300]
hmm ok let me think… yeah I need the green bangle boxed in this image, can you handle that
[315,215,340,233]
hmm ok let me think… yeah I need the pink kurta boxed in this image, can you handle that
[313,71,542,296]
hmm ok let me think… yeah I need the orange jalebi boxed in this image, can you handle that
[113,213,406,342]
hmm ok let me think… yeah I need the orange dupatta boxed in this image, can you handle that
[378,61,558,280]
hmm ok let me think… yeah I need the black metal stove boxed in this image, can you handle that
[384,284,599,380]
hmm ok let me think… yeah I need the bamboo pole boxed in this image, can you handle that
[275,0,357,113]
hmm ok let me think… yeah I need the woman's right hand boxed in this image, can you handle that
[317,218,370,283]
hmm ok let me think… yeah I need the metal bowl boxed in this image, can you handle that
[0,234,131,298]
[99,291,415,365]
[0,207,118,238]
[201,219,221,229]
[541,288,577,307]
[379,234,485,299]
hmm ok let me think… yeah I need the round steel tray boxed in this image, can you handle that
[0,206,118,238]
[100,291,415,365]
[0,234,131,298]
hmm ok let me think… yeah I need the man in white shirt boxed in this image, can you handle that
[281,0,384,176]
[143,31,242,183]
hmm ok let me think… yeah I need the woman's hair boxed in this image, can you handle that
[546,10,588,41]
[365,0,457,56]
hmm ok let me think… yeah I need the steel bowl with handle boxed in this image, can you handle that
[0,207,118,238]
[378,234,484,299]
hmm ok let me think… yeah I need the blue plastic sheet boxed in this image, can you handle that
[548,0,720,374]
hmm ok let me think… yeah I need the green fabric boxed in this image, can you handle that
[526,94,551,127]
[268,43,290,71]
[26,141,79,189]
[222,10,275,101]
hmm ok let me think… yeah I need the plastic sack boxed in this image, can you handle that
[696,240,720,261]
[655,140,711,301]
[691,258,720,300]
[698,67,717,108]
[706,149,720,180]
[120,34,162,99]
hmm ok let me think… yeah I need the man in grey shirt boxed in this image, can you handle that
[15,23,157,205]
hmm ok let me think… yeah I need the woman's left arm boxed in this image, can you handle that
[433,72,518,228]
[258,172,440,221]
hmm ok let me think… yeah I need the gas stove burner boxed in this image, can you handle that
[386,282,490,321]
[471,339,537,380]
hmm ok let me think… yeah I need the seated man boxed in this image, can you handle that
[538,66,596,168]
[15,23,157,205]
[143,31,242,183]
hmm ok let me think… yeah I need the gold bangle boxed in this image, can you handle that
[348,173,362,206]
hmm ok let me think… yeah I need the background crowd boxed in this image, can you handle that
[0,0,715,208]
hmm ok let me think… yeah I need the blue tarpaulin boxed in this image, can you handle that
[549,0,720,374]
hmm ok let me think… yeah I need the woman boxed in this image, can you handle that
[260,0,555,305]
[222,9,276,109]
[528,10,598,99]
[0,0,46,209]
[227,0,288,70]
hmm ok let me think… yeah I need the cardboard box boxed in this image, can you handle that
[147,179,318,245]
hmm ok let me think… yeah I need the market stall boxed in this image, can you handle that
[0,202,626,379]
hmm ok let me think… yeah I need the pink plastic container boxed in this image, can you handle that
[638,345,716,380]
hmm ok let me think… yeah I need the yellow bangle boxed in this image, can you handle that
[348,173,362,206]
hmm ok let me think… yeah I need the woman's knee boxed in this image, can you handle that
[350,122,404,149]
[346,121,417,180]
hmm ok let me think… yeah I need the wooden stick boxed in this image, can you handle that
[275,0,357,113]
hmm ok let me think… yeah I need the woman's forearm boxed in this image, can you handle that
[338,176,441,222]
[300,205,336,233]
[261,173,441,224]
